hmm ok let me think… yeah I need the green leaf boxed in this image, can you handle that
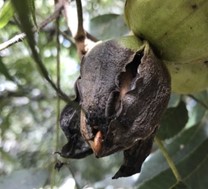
[11,0,44,78]
[168,93,181,108]
[186,92,208,128]
[185,155,208,188]
[90,14,129,40]
[11,0,69,102]
[169,181,189,189]
[11,0,35,46]
[0,0,14,29]
[157,101,188,139]
[136,124,208,189]
[186,103,206,128]
[191,91,208,107]
[0,169,49,189]
[28,0,38,28]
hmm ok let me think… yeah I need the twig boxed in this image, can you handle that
[10,0,77,104]
[59,29,75,44]
[75,0,99,55]
[74,0,85,40]
[86,31,98,42]
[155,136,182,182]
[51,3,62,188]
[55,11,61,151]
[37,2,64,31]
[187,94,208,110]
[0,2,64,51]
[29,41,71,103]
[61,0,71,31]
[62,0,97,57]
[0,33,26,51]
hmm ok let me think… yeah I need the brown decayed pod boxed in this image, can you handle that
[59,35,171,178]
[80,109,103,156]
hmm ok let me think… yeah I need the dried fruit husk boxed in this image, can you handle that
[59,37,171,178]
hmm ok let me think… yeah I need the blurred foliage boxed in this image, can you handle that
[0,0,208,189]
[157,101,188,140]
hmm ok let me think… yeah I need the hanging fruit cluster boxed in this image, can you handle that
[58,0,208,178]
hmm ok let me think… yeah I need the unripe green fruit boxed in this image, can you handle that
[165,59,208,93]
[125,0,208,93]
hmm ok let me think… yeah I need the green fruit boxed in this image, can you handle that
[165,59,208,93]
[125,0,208,93]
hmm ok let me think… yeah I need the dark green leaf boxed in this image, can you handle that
[90,14,129,40]
[168,93,181,108]
[186,103,206,127]
[186,92,208,127]
[11,0,35,46]
[185,155,208,188]
[11,0,66,101]
[170,181,189,189]
[0,0,14,29]
[29,0,38,28]
[190,91,208,107]
[136,124,208,189]
[157,101,188,139]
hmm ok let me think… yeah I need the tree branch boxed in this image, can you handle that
[61,0,97,57]
[74,0,85,40]
[59,29,75,45]
[0,33,26,51]
[86,31,98,42]
[55,8,61,151]
[0,2,64,51]
[9,0,78,105]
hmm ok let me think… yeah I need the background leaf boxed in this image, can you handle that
[170,181,189,189]
[136,123,208,189]
[168,93,181,108]
[11,0,35,46]
[157,101,188,139]
[28,0,38,28]
[186,92,208,127]
[90,14,129,40]
[0,0,14,29]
